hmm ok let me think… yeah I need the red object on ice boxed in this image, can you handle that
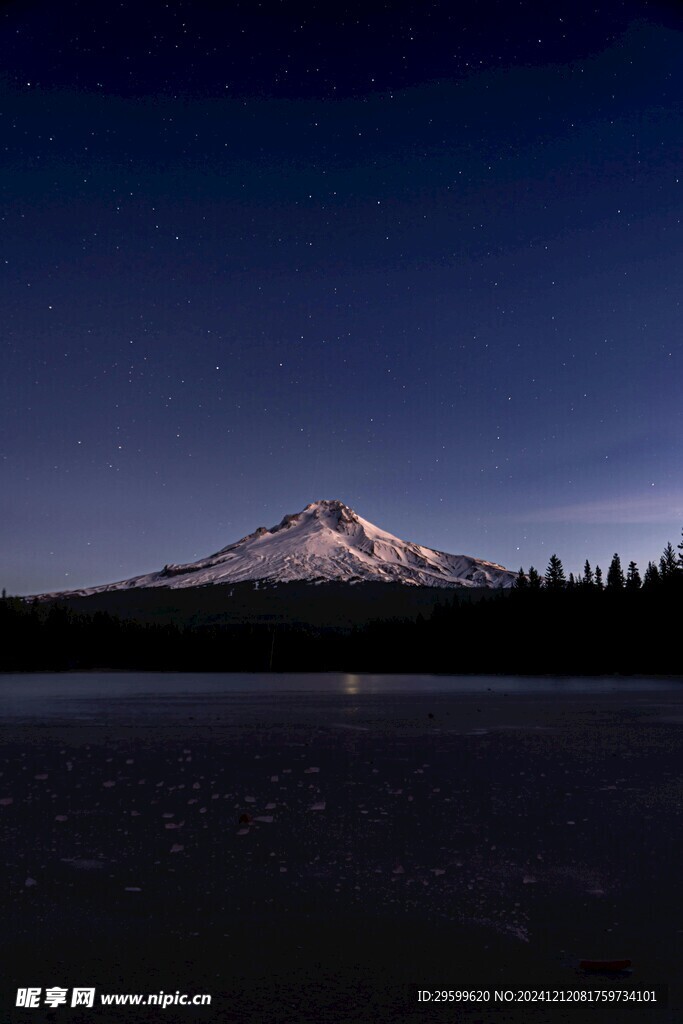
[578,959,632,972]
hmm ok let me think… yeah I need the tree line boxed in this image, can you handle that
[516,532,683,592]
[1,530,681,675]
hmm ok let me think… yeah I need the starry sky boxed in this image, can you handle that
[2,0,683,594]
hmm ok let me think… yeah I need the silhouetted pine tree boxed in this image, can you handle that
[660,542,678,578]
[625,561,641,590]
[643,561,660,588]
[607,553,624,589]
[527,566,542,589]
[582,560,594,587]
[515,567,528,589]
[595,565,604,590]
[545,554,566,589]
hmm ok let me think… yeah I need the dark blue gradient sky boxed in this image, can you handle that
[2,0,682,593]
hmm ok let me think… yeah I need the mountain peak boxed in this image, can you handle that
[306,499,349,509]
[303,498,359,525]
[254,498,359,539]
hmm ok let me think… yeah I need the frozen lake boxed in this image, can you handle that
[0,670,681,721]
[0,672,681,1021]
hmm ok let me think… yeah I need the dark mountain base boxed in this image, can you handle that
[36,581,495,628]
[2,580,682,675]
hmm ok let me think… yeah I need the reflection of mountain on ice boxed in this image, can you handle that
[46,499,516,595]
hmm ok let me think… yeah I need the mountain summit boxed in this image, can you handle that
[51,499,516,595]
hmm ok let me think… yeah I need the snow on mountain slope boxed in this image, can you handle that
[43,499,516,595]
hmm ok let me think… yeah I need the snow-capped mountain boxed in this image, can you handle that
[45,499,516,595]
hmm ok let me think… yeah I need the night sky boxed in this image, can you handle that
[2,0,682,594]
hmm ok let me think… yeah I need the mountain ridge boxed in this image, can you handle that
[36,499,516,597]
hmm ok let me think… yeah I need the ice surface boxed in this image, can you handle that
[2,683,681,1009]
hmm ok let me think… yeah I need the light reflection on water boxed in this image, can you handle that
[0,670,680,719]
[343,673,361,695]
